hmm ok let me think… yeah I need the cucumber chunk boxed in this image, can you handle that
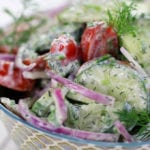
[65,102,113,132]
[66,57,148,132]
[121,17,150,75]
[68,57,148,111]
[31,90,54,117]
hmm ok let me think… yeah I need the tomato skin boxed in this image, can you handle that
[23,56,47,71]
[81,22,119,62]
[21,35,81,71]
[0,60,35,91]
[50,34,80,65]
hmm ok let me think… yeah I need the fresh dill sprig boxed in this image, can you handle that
[107,1,138,36]
[135,123,150,141]
[116,108,150,141]
[115,108,150,133]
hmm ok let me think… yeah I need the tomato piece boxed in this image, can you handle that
[23,56,47,70]
[81,22,119,62]
[50,34,80,65]
[0,60,35,91]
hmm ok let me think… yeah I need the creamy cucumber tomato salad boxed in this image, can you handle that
[0,0,150,143]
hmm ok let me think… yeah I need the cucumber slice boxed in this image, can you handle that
[121,17,150,75]
[76,55,112,75]
[31,90,54,117]
[67,55,113,103]
[121,34,150,75]
[65,102,113,132]
[66,57,148,132]
[58,3,106,23]
[68,57,148,111]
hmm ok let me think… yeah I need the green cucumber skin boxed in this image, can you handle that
[66,59,148,132]
[67,56,114,103]
[65,102,113,132]
[121,17,150,75]
[121,34,150,75]
[76,61,147,110]
[31,91,53,117]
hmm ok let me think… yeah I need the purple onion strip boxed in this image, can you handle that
[0,54,15,61]
[18,99,119,142]
[52,88,67,125]
[114,120,133,142]
[46,71,115,106]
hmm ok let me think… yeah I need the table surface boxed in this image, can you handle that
[0,120,18,150]
[0,0,67,149]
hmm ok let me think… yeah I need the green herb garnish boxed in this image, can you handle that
[115,108,150,134]
[107,1,137,36]
[135,123,150,141]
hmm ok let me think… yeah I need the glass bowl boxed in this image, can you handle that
[0,104,150,150]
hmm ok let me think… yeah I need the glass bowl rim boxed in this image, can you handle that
[0,104,150,148]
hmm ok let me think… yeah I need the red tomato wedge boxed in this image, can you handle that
[0,60,35,91]
[81,22,119,62]
[50,34,80,65]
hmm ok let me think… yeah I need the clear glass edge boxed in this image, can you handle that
[0,104,150,148]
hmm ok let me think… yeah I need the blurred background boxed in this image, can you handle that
[0,0,68,27]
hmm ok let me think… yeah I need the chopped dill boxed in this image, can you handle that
[116,107,150,141]
[115,108,150,133]
[107,1,138,36]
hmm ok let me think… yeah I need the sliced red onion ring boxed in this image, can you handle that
[0,54,15,61]
[120,47,148,77]
[120,47,150,89]
[46,71,115,106]
[114,120,133,142]
[18,99,119,142]
[52,88,67,125]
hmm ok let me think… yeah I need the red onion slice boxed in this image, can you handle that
[18,99,119,142]
[52,88,67,125]
[120,47,150,89]
[114,120,133,142]
[0,54,15,61]
[47,71,115,106]
[120,47,148,77]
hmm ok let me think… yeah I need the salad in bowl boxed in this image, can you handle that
[0,0,150,149]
